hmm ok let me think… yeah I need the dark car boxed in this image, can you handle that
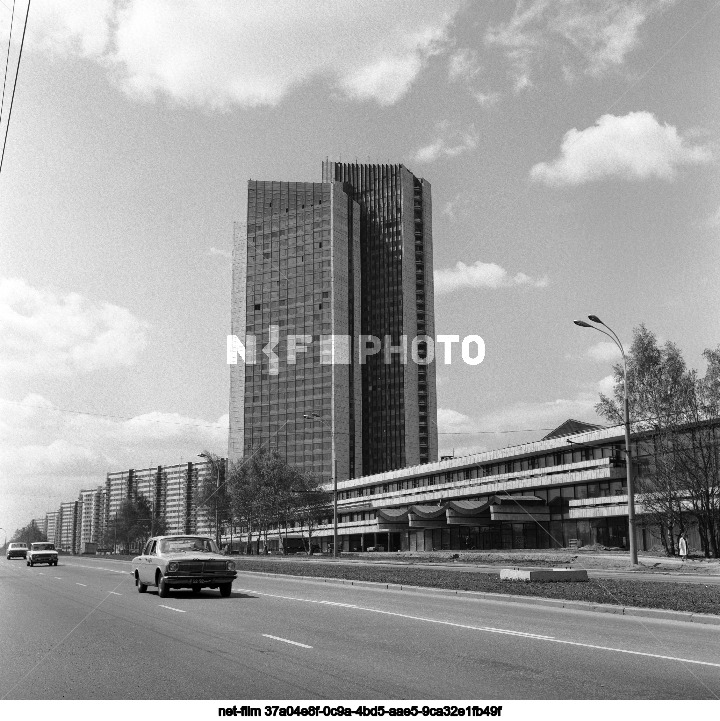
[132,535,237,597]
[6,542,28,560]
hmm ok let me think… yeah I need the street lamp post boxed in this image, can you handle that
[574,315,638,565]
[198,453,221,547]
[303,412,338,558]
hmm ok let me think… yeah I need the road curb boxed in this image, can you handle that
[239,569,720,626]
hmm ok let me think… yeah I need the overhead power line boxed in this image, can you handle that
[0,0,29,177]
[0,0,16,127]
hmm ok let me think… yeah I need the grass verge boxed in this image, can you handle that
[233,558,720,616]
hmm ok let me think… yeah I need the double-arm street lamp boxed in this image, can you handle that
[303,412,338,558]
[574,315,638,565]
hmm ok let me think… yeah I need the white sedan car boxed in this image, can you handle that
[132,535,237,598]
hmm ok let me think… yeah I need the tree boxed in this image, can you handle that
[103,496,164,554]
[294,473,332,554]
[596,325,720,556]
[196,451,232,544]
[226,448,302,553]
[11,522,47,545]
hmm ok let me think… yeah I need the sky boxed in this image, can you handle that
[1,0,719,538]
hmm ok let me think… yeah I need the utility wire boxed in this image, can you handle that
[0,0,15,127]
[3,396,715,445]
[0,0,29,177]
[605,0,720,114]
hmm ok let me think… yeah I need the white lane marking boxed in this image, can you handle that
[108,591,122,595]
[159,604,185,613]
[54,577,62,580]
[237,589,552,640]
[76,583,87,587]
[38,573,44,575]
[262,634,312,649]
[238,588,720,669]
[63,562,128,574]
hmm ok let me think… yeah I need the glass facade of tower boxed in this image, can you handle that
[321,163,438,474]
[229,180,362,482]
[229,163,437,481]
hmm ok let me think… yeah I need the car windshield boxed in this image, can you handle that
[158,537,218,554]
[32,543,55,551]
[11,543,27,548]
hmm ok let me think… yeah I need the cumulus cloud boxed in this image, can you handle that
[436,376,611,457]
[530,112,712,186]
[706,206,720,228]
[473,90,501,107]
[434,261,548,294]
[585,341,622,363]
[597,374,616,397]
[0,394,229,473]
[448,48,483,82]
[441,193,473,221]
[19,1,461,108]
[414,125,479,164]
[23,0,115,57]
[209,247,232,260]
[446,48,501,107]
[0,393,229,533]
[486,0,675,89]
[437,375,611,454]
[0,278,149,378]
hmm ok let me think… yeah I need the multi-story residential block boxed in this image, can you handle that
[105,468,134,525]
[78,487,105,546]
[58,501,80,554]
[32,517,47,538]
[45,511,59,546]
[103,459,222,538]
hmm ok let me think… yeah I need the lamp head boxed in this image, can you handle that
[587,315,603,324]
[573,320,593,328]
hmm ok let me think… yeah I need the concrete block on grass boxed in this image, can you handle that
[500,568,589,582]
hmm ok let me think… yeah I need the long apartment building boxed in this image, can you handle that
[78,487,106,547]
[58,501,80,554]
[32,460,221,555]
[105,459,221,538]
[246,417,720,554]
[29,415,719,555]
[45,511,59,546]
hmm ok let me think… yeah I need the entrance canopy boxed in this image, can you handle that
[377,495,550,529]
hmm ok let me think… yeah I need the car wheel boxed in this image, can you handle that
[157,573,169,598]
[219,583,232,598]
[191,585,202,594]
[29,560,33,567]
[137,576,148,593]
[26,560,29,565]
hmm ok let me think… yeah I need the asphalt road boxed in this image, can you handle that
[1,556,719,700]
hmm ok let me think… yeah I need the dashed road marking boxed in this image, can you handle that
[238,587,720,669]
[159,604,185,613]
[54,577,62,580]
[76,583,87,587]
[262,634,312,649]
[109,591,122,595]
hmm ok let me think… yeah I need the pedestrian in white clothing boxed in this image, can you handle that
[679,532,688,562]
